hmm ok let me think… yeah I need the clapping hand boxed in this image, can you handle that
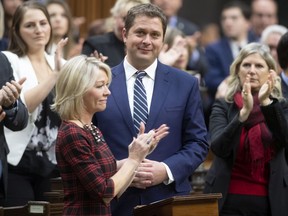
[0,77,26,108]
[138,123,169,155]
[239,74,253,122]
[158,37,187,66]
[258,70,275,106]
[54,37,68,72]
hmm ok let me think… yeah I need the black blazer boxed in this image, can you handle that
[82,32,125,67]
[204,98,288,216]
[0,52,28,197]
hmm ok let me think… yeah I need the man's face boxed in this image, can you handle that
[251,0,278,37]
[221,7,250,40]
[123,15,164,70]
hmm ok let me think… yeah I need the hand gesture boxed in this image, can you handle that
[54,37,68,72]
[239,74,253,122]
[90,50,108,62]
[158,37,187,66]
[128,129,155,163]
[138,123,169,155]
[0,77,26,108]
[258,70,274,105]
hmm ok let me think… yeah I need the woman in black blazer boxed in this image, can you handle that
[204,42,288,216]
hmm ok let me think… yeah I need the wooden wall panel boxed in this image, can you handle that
[66,0,116,38]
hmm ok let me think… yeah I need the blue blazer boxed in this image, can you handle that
[204,37,234,98]
[93,61,209,216]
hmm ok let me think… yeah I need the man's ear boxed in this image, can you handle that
[122,28,127,43]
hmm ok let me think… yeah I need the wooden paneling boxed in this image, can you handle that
[66,0,116,38]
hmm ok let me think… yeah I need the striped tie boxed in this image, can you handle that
[133,71,148,133]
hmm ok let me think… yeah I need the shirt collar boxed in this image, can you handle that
[124,57,157,80]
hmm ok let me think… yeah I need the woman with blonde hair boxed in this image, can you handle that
[52,55,169,215]
[204,43,288,216]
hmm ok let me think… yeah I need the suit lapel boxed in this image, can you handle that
[111,64,135,135]
[146,62,170,130]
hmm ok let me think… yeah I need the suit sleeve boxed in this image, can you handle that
[260,99,288,150]
[163,77,209,188]
[0,52,28,131]
[4,99,28,131]
[209,99,243,158]
[204,45,227,97]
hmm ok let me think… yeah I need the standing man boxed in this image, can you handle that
[204,0,254,103]
[0,52,28,198]
[93,3,209,216]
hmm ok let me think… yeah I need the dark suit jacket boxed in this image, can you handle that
[93,61,209,216]
[204,98,288,216]
[281,74,288,98]
[204,36,256,99]
[0,52,28,197]
[82,31,125,67]
[280,74,288,163]
[204,37,234,99]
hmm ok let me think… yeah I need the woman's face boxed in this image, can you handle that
[83,68,111,114]
[238,53,270,92]
[19,8,51,51]
[172,35,189,70]
[47,3,69,39]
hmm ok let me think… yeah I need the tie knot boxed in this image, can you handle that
[136,71,146,80]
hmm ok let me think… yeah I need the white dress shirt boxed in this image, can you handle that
[123,57,174,184]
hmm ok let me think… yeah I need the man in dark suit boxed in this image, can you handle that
[93,3,209,216]
[0,52,28,198]
[204,0,254,103]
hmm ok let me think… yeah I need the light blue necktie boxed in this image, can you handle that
[133,71,148,133]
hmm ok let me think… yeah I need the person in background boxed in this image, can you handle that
[277,32,288,97]
[0,1,66,206]
[158,27,191,71]
[93,3,209,216]
[0,1,8,51]
[1,0,24,41]
[249,0,278,41]
[277,32,288,164]
[52,55,168,215]
[46,0,83,59]
[204,0,254,102]
[87,17,114,38]
[204,42,288,216]
[82,0,150,67]
[260,24,288,74]
[151,0,208,79]
[204,0,256,125]
[214,24,288,100]
[0,52,28,199]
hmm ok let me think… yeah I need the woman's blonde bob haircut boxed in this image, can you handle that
[225,42,282,102]
[52,55,112,120]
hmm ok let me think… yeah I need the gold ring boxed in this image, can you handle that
[242,91,247,95]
